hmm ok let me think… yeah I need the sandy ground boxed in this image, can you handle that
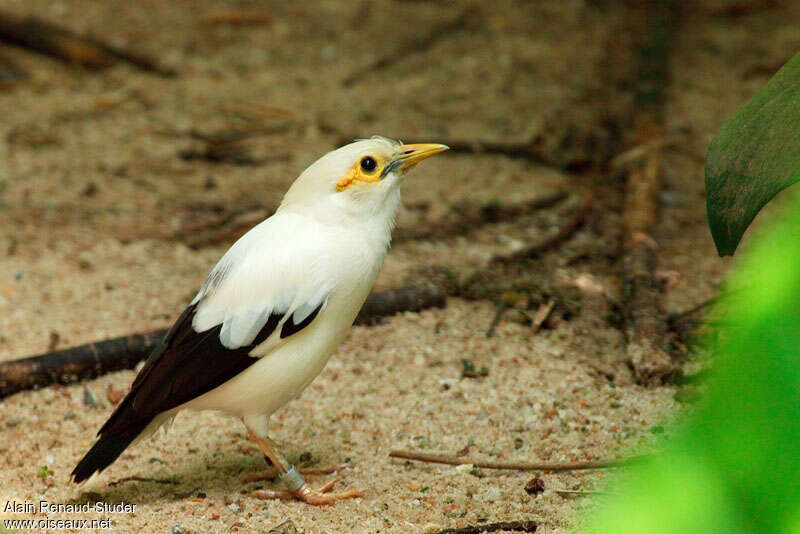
[1,1,798,532]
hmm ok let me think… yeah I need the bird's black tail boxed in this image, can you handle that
[71,418,150,483]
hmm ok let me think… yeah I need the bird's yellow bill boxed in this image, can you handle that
[395,143,449,171]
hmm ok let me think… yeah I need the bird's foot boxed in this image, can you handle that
[242,464,341,483]
[251,477,367,505]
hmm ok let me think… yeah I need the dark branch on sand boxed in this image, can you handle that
[0,10,175,76]
[341,8,473,86]
[619,0,678,386]
[389,449,635,472]
[108,476,179,486]
[491,190,595,265]
[0,285,446,399]
[321,123,559,169]
[394,191,568,244]
[435,520,539,534]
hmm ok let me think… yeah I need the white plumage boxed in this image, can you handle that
[73,136,447,504]
[187,210,386,414]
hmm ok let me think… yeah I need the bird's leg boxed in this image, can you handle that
[242,420,366,505]
[243,465,342,483]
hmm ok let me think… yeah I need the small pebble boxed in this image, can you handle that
[77,251,95,270]
[525,477,546,496]
[267,520,300,534]
[6,416,24,427]
[228,503,240,513]
[83,388,98,409]
[106,386,123,405]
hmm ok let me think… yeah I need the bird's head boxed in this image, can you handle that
[279,136,448,224]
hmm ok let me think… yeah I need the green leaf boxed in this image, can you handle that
[583,200,800,533]
[705,52,800,255]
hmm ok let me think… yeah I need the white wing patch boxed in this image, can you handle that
[187,214,336,352]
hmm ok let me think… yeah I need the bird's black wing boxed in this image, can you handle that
[72,299,323,482]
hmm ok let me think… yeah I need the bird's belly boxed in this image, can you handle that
[183,287,368,417]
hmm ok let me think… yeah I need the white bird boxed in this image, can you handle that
[72,137,448,504]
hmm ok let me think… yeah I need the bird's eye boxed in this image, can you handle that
[360,156,377,173]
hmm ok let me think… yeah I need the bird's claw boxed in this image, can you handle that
[242,464,344,483]
[251,477,367,505]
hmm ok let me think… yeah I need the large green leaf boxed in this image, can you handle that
[705,52,800,256]
[583,201,800,533]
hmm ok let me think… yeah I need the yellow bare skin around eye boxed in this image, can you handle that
[336,159,383,192]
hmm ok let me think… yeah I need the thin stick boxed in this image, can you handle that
[554,488,618,496]
[0,10,175,76]
[0,52,26,88]
[620,0,678,386]
[610,137,675,170]
[493,190,596,265]
[321,124,556,168]
[485,302,508,338]
[199,11,272,26]
[0,285,446,399]
[395,191,568,244]
[669,295,717,321]
[170,207,273,250]
[531,299,555,334]
[436,521,538,534]
[342,9,472,86]
[108,476,178,486]
[389,449,634,472]
[355,284,445,325]
[433,136,549,165]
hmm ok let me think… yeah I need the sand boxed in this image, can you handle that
[1,0,798,532]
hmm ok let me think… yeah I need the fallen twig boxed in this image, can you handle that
[554,488,617,497]
[0,53,26,89]
[620,0,678,386]
[0,285,446,399]
[356,284,446,325]
[492,190,595,265]
[622,140,673,384]
[0,331,167,400]
[530,299,555,334]
[485,302,508,338]
[610,137,676,170]
[342,8,473,86]
[395,191,568,244]
[0,10,175,76]
[321,123,556,168]
[432,136,549,164]
[199,11,272,26]
[668,295,717,322]
[178,129,280,166]
[170,206,273,250]
[436,521,538,534]
[108,476,179,486]
[389,449,633,472]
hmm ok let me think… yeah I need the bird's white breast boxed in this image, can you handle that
[181,212,387,418]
